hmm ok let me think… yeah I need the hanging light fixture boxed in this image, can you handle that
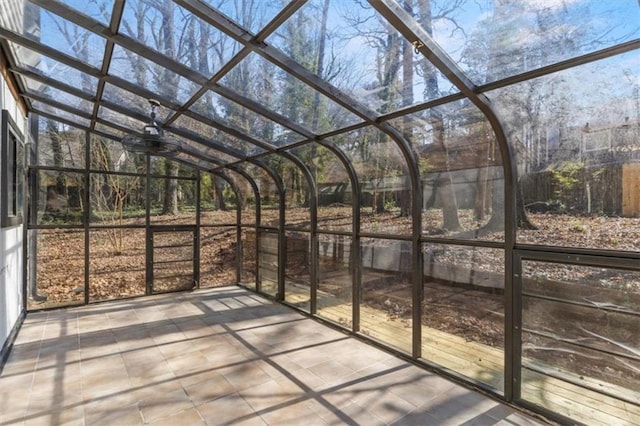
[121,99,181,154]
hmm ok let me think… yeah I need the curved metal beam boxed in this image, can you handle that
[369,0,518,398]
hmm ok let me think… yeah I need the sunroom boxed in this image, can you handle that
[0,0,639,424]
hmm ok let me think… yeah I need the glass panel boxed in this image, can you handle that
[244,164,280,227]
[223,169,256,226]
[90,135,145,173]
[317,234,352,328]
[1,3,106,67]
[56,0,115,26]
[200,226,236,288]
[97,105,146,133]
[258,229,278,297]
[265,154,310,229]
[149,157,196,178]
[241,228,256,288]
[9,42,98,94]
[109,44,199,104]
[94,122,126,139]
[284,231,311,312]
[521,260,640,425]
[89,173,145,226]
[428,0,640,85]
[31,100,90,128]
[200,173,237,226]
[168,131,242,165]
[89,228,146,302]
[152,230,195,293]
[201,0,284,34]
[220,52,362,134]
[291,143,353,232]
[102,83,175,123]
[22,75,93,114]
[191,90,304,147]
[149,177,196,225]
[330,126,411,235]
[36,117,85,168]
[120,0,241,78]
[360,237,412,353]
[391,102,505,241]
[490,51,640,250]
[172,114,264,156]
[267,0,456,113]
[422,244,504,392]
[31,229,84,310]
[36,170,84,225]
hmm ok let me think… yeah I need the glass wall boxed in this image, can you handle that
[14,0,640,423]
[360,237,412,354]
[520,259,640,424]
[422,244,504,392]
[317,234,353,329]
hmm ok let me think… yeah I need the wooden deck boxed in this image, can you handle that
[284,284,640,426]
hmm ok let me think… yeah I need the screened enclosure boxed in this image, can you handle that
[1,0,639,424]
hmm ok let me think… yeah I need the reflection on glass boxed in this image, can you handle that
[490,51,640,250]
[221,52,362,134]
[89,228,145,302]
[267,0,456,113]
[360,238,412,353]
[330,126,412,235]
[90,173,145,226]
[201,0,285,34]
[0,3,106,67]
[268,154,310,229]
[169,131,243,165]
[244,164,279,227]
[37,118,85,169]
[57,0,115,26]
[173,114,264,156]
[22,75,93,114]
[97,105,146,133]
[94,122,126,139]
[284,231,311,312]
[9,42,99,94]
[521,261,640,424]
[36,170,84,225]
[120,0,241,77]
[31,229,85,309]
[390,102,505,241]
[291,143,353,232]
[200,226,236,288]
[422,244,504,392]
[191,90,303,147]
[317,234,353,328]
[90,135,145,173]
[221,169,256,226]
[258,229,278,297]
[102,83,175,123]
[241,228,257,288]
[109,45,199,104]
[32,100,90,128]
[426,0,640,85]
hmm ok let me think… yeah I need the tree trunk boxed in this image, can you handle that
[213,176,226,211]
[162,160,179,215]
[418,0,461,230]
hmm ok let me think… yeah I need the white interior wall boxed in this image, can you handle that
[0,74,25,355]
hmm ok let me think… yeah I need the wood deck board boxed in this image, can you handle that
[284,286,640,424]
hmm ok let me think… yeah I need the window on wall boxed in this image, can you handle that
[2,110,24,227]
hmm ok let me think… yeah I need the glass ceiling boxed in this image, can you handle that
[0,0,639,172]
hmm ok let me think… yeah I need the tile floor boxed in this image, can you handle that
[0,287,545,425]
